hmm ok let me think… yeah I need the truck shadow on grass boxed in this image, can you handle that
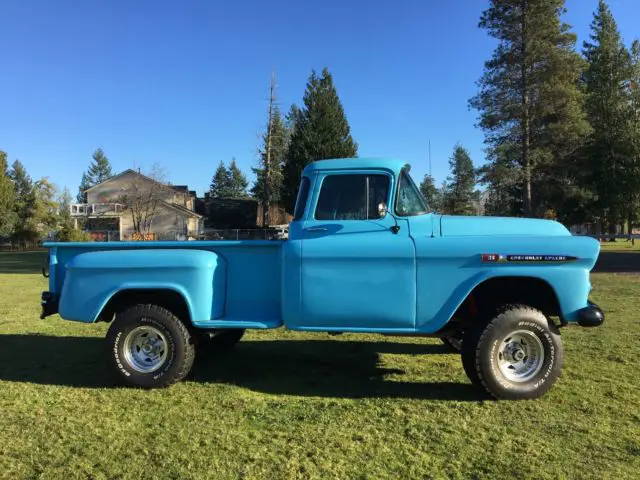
[0,334,485,401]
[194,340,486,401]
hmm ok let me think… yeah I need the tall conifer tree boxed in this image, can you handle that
[77,148,113,203]
[282,68,357,213]
[582,1,635,232]
[470,0,590,218]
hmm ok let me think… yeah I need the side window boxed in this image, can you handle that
[293,176,311,221]
[395,170,428,216]
[315,174,389,220]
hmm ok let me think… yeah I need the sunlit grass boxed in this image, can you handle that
[598,238,640,251]
[0,252,638,479]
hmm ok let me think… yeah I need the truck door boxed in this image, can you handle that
[298,170,416,331]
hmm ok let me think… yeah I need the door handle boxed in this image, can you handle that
[305,226,328,232]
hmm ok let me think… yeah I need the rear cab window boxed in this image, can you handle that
[293,176,311,221]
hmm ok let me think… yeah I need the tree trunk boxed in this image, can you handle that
[523,96,531,217]
[521,3,532,217]
[263,73,276,228]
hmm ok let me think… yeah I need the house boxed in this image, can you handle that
[71,169,204,241]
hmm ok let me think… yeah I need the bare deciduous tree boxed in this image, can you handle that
[119,163,171,240]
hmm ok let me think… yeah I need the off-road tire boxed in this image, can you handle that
[461,304,564,400]
[106,304,195,389]
[198,328,245,350]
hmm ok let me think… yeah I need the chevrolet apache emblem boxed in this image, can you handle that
[481,254,578,263]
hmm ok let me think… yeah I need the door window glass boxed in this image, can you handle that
[315,174,389,220]
[395,169,428,216]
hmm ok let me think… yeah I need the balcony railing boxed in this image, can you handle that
[70,203,125,216]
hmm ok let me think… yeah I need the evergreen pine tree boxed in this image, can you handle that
[631,40,640,130]
[477,146,522,217]
[444,144,477,215]
[419,174,441,212]
[9,159,32,200]
[439,180,452,215]
[285,104,301,133]
[282,68,358,213]
[56,186,90,241]
[228,159,249,198]
[251,106,288,205]
[582,0,633,232]
[469,0,591,218]
[209,161,231,199]
[87,148,112,183]
[77,172,91,203]
[9,160,37,243]
[77,148,113,203]
[628,40,640,229]
[0,151,17,238]
[58,187,73,228]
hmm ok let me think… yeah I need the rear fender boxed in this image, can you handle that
[58,249,226,323]
[92,283,195,323]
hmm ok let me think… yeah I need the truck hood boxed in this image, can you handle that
[438,215,570,237]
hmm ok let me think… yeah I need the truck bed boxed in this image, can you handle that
[44,240,284,327]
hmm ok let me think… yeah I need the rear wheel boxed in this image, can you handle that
[461,305,564,400]
[106,304,195,388]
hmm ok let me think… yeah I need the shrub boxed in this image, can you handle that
[56,227,91,242]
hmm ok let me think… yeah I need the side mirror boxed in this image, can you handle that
[378,202,400,234]
[378,202,388,217]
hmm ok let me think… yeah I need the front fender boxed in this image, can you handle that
[413,234,599,333]
[418,267,591,333]
[58,249,226,323]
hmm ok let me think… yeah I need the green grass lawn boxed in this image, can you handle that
[598,238,640,251]
[1,252,639,479]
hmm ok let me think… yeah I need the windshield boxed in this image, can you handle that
[395,169,428,216]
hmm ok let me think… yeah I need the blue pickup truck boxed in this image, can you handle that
[41,158,604,400]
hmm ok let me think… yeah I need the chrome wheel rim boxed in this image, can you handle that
[496,330,545,382]
[123,324,169,373]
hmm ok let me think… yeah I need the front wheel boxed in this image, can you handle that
[106,304,195,388]
[461,305,564,400]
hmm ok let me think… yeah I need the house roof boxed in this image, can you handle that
[84,169,197,198]
[83,169,162,193]
[160,200,203,218]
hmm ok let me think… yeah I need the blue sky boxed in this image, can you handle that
[1,0,639,198]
